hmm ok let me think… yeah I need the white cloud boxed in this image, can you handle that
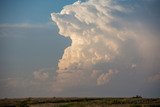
[51,0,160,92]
[33,69,49,81]
[51,0,125,92]
[97,69,118,85]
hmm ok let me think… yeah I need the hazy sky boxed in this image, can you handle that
[0,0,160,98]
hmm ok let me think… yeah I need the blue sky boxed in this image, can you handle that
[0,0,78,73]
[0,0,76,97]
[0,0,78,24]
[0,0,160,98]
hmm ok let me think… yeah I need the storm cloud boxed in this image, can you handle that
[51,0,160,97]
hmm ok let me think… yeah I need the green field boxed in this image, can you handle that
[0,97,160,107]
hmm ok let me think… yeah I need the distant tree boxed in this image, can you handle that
[132,95,142,98]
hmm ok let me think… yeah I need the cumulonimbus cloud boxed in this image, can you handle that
[51,0,160,92]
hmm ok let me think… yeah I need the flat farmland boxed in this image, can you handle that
[0,97,160,107]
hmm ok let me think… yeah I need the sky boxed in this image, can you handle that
[0,0,160,98]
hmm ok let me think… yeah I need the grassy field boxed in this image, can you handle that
[0,97,160,107]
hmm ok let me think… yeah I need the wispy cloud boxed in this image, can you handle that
[0,22,58,39]
[0,23,53,28]
[33,68,50,81]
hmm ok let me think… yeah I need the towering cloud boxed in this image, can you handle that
[51,0,160,93]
